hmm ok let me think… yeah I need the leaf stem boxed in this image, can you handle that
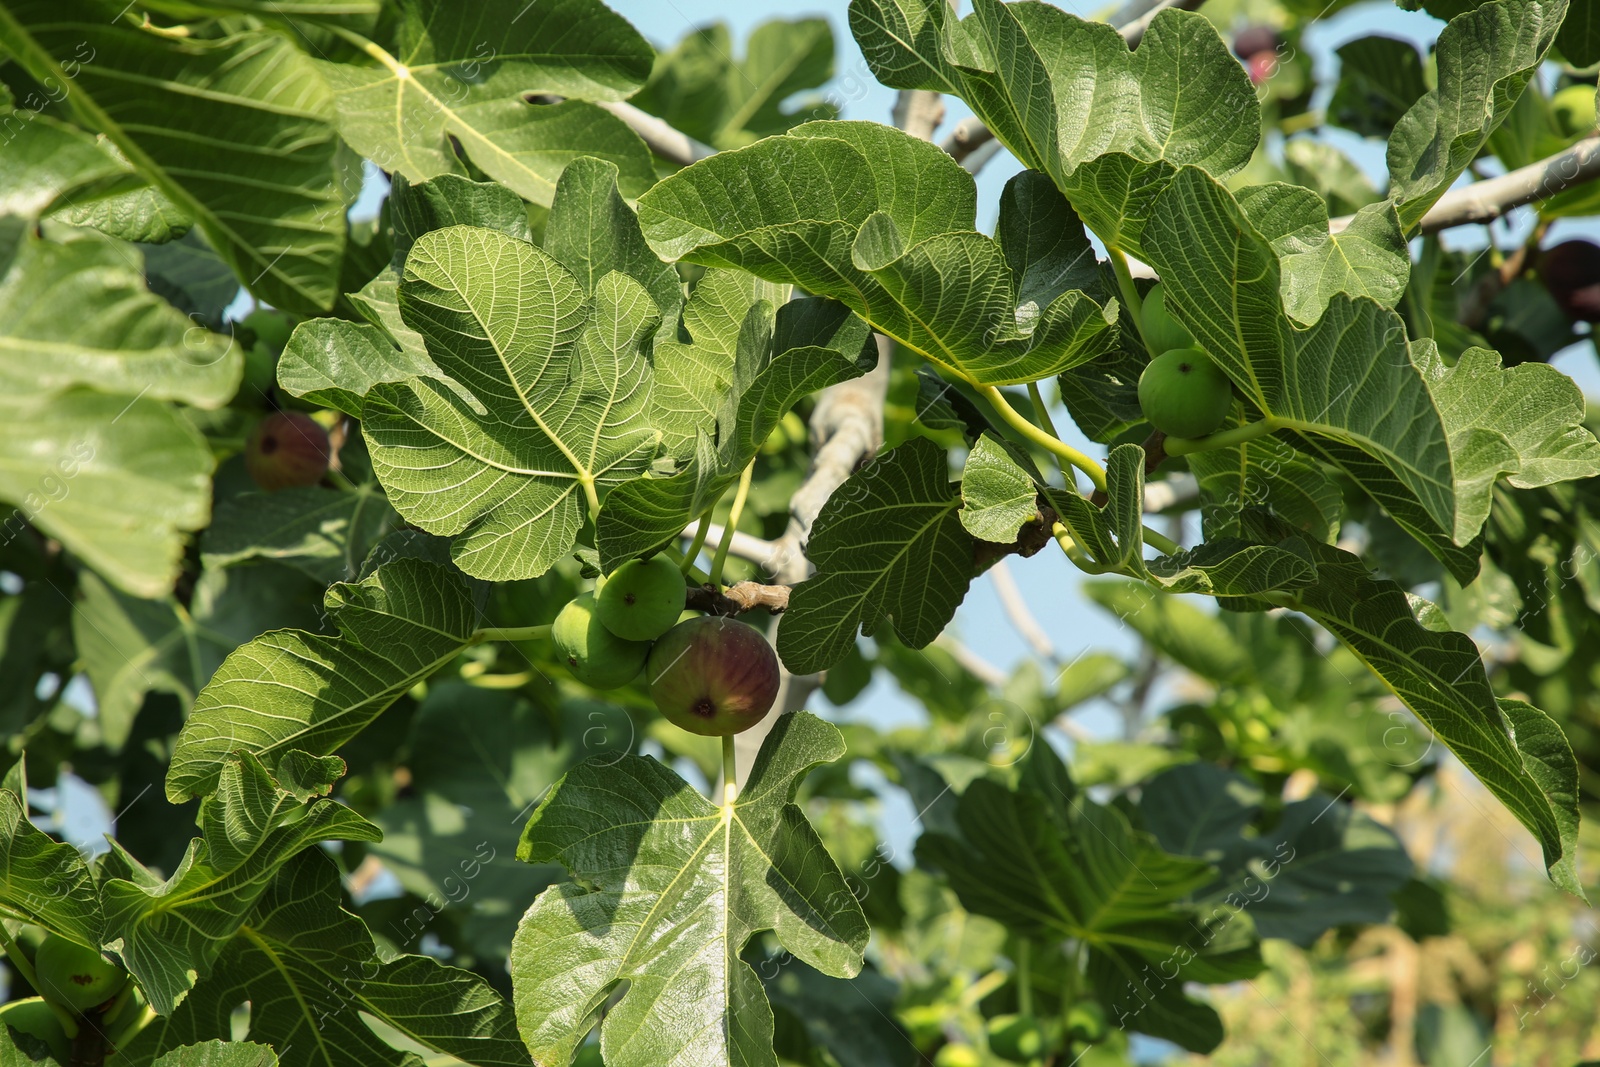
[1017,940,1034,1017]
[1162,417,1283,457]
[1026,381,1059,439]
[710,460,755,588]
[580,477,602,524]
[1141,525,1183,556]
[474,624,552,643]
[1107,247,1154,356]
[682,508,715,575]
[1051,523,1109,574]
[722,734,738,806]
[979,385,1107,493]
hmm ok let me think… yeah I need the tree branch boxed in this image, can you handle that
[1331,135,1600,236]
[595,100,714,167]
[988,558,1057,661]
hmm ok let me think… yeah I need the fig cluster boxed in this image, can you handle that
[1136,283,1236,439]
[3,934,144,1059]
[551,556,779,737]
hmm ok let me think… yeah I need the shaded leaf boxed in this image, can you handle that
[778,437,973,675]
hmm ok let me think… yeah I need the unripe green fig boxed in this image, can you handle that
[646,616,780,736]
[1066,999,1108,1043]
[0,997,71,1061]
[245,411,331,491]
[987,1013,1052,1062]
[1553,84,1597,136]
[933,1044,982,1067]
[1139,283,1195,354]
[596,556,687,641]
[552,593,651,689]
[35,934,128,1013]
[1137,347,1234,438]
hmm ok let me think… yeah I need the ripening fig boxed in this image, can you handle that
[1245,50,1278,84]
[35,934,128,1013]
[241,309,293,353]
[0,998,71,1062]
[1232,24,1281,59]
[596,555,688,641]
[1137,347,1234,438]
[1553,84,1597,136]
[246,411,331,491]
[646,616,780,736]
[552,593,650,690]
[933,1045,982,1067]
[987,1014,1053,1062]
[1139,284,1195,354]
[1541,239,1600,322]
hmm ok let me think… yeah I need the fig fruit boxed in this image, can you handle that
[596,556,687,642]
[35,934,128,1013]
[987,1013,1053,1062]
[933,1045,982,1067]
[241,309,293,353]
[0,997,71,1061]
[1246,50,1278,84]
[1232,24,1281,59]
[1139,284,1195,355]
[1553,84,1597,137]
[1066,999,1108,1042]
[246,411,331,491]
[552,593,651,690]
[646,616,780,736]
[1137,347,1234,438]
[1541,239,1600,322]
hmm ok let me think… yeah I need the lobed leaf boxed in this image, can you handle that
[166,558,480,802]
[778,437,973,675]
[512,712,869,1067]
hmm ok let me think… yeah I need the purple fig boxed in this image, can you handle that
[246,411,330,491]
[646,616,780,736]
[1541,239,1600,322]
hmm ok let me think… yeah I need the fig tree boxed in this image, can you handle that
[1541,239,1600,322]
[246,411,331,491]
[0,997,71,1062]
[35,934,127,1013]
[1139,284,1195,354]
[646,616,779,736]
[1137,347,1234,438]
[552,593,651,690]
[596,555,687,641]
[1553,84,1597,137]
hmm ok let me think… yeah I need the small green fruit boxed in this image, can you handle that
[1066,999,1108,1043]
[0,997,71,1061]
[35,934,128,1013]
[1137,347,1234,438]
[1140,283,1195,354]
[646,616,780,736]
[933,1044,982,1067]
[596,556,687,641]
[553,593,651,689]
[987,1013,1052,1062]
[1553,84,1597,137]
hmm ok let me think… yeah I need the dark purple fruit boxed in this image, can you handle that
[1541,239,1600,322]
[246,411,330,491]
[646,616,780,737]
[1232,24,1281,59]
